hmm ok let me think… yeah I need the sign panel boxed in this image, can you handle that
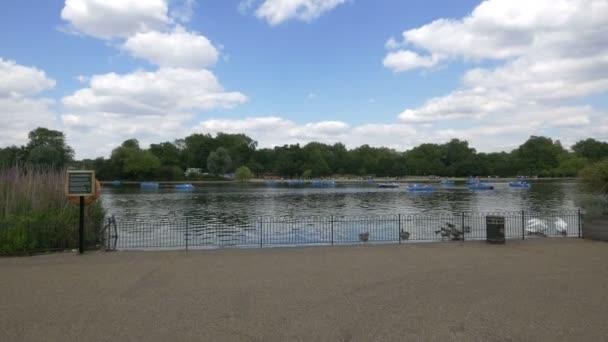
[66,170,95,197]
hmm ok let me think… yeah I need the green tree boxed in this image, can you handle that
[578,160,608,194]
[553,153,588,177]
[515,136,565,176]
[207,147,232,176]
[24,128,74,167]
[572,138,608,162]
[302,169,312,179]
[27,146,61,165]
[123,150,161,179]
[235,166,254,182]
[149,142,181,166]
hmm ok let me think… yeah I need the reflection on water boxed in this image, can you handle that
[101,180,582,221]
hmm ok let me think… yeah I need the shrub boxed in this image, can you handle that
[0,164,105,254]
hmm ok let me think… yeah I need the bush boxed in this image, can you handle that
[0,165,105,254]
[578,160,608,215]
[235,166,254,183]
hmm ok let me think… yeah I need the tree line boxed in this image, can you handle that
[2,127,608,180]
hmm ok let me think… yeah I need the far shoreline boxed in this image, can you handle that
[101,177,577,186]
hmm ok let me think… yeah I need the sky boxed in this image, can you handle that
[0,0,607,159]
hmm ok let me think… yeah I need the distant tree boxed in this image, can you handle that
[578,160,608,195]
[302,169,312,179]
[235,166,254,182]
[27,146,61,165]
[553,153,588,177]
[110,139,161,179]
[123,150,161,180]
[157,165,184,181]
[149,142,181,166]
[184,133,216,169]
[207,147,232,176]
[572,138,608,162]
[24,127,74,167]
[0,146,24,165]
[515,136,565,176]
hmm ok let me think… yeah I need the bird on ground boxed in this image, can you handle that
[400,230,411,241]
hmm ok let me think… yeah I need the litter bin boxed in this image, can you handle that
[486,216,505,244]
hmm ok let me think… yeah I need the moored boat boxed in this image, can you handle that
[378,183,399,188]
[509,181,530,188]
[140,182,160,189]
[175,184,194,190]
[408,184,434,192]
[469,183,494,190]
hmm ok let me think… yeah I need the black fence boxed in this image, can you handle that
[108,210,583,251]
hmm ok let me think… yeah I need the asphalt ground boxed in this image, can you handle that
[1,238,607,341]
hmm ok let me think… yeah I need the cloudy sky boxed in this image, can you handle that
[1,0,607,158]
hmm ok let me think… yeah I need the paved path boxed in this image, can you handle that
[1,239,607,341]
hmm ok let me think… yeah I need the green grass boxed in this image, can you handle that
[0,165,105,255]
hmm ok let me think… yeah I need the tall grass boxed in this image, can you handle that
[0,164,105,254]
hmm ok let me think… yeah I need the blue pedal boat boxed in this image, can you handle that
[140,182,160,189]
[175,184,194,190]
[469,183,494,190]
[408,184,434,192]
[509,181,530,188]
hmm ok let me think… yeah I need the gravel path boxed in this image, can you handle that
[1,239,607,341]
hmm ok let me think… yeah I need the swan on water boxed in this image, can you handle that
[555,218,568,236]
[526,218,548,235]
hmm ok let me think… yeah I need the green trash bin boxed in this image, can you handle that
[486,216,505,244]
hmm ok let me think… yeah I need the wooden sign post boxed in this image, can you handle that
[66,170,95,254]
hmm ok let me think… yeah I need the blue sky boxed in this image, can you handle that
[1,0,607,158]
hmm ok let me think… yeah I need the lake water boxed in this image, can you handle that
[101,180,583,220]
[101,181,583,248]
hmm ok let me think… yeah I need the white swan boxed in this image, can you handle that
[555,218,568,236]
[526,218,548,235]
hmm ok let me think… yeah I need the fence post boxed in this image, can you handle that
[259,217,263,248]
[578,209,582,238]
[331,216,334,246]
[521,210,525,240]
[461,212,465,242]
[185,218,189,251]
[398,214,402,245]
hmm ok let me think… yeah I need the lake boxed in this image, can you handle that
[101,180,583,248]
[101,180,582,221]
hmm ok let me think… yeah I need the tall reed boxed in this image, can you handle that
[0,164,105,254]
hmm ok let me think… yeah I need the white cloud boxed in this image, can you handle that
[63,68,246,115]
[385,0,608,150]
[61,68,247,157]
[0,58,56,97]
[61,0,170,39]
[252,0,346,25]
[383,50,439,72]
[399,88,515,122]
[192,116,425,151]
[123,26,218,68]
[0,58,57,147]
[307,93,317,100]
[385,0,608,71]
